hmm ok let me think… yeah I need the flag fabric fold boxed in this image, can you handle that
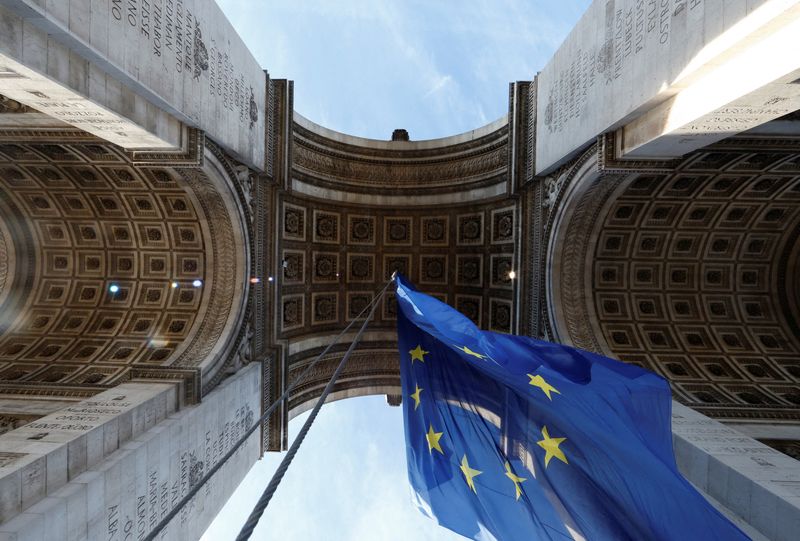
[395,275,748,541]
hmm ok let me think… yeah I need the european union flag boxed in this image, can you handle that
[396,276,748,541]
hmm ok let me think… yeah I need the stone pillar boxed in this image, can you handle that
[0,382,178,525]
[535,0,800,173]
[0,363,261,541]
[673,402,800,541]
[0,0,266,169]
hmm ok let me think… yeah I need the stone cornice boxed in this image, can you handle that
[291,118,509,195]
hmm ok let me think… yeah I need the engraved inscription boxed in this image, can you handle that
[543,0,704,134]
[108,0,256,130]
[103,401,256,537]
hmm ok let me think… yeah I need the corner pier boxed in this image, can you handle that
[536,0,800,173]
[0,364,260,541]
[0,0,266,169]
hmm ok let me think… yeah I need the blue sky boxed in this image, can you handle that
[214,0,589,140]
[202,1,591,539]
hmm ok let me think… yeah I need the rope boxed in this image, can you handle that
[144,277,394,541]
[235,275,391,540]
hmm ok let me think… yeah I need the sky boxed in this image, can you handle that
[202,1,591,539]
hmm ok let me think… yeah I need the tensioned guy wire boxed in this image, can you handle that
[234,274,393,541]
[144,276,395,541]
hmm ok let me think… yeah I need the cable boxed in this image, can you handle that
[235,275,391,540]
[144,277,394,541]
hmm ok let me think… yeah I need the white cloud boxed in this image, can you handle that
[425,74,453,98]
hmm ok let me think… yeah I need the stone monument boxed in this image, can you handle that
[0,0,796,539]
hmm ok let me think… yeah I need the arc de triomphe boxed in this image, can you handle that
[0,1,798,539]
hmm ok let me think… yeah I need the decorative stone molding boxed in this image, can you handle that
[285,349,400,414]
[0,96,32,114]
[126,128,205,167]
[597,131,680,173]
[0,132,251,401]
[276,195,516,342]
[265,112,520,447]
[292,115,509,195]
[545,137,800,422]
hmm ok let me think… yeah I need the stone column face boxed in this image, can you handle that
[0,363,260,541]
[535,0,800,173]
[0,381,178,524]
[0,0,266,169]
[673,402,800,541]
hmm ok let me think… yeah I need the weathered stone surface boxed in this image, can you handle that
[0,0,266,169]
[0,363,260,541]
[0,382,177,522]
[536,0,800,172]
[673,402,800,541]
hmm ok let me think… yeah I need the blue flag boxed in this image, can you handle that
[396,275,748,541]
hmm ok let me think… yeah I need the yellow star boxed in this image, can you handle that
[409,345,428,364]
[527,374,561,401]
[426,424,444,455]
[409,384,423,410]
[504,462,527,501]
[459,454,483,494]
[456,345,487,360]
[537,426,568,467]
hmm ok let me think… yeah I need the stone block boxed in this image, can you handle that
[749,482,778,540]
[165,386,178,417]
[0,7,23,59]
[44,445,67,494]
[156,391,168,424]
[0,469,21,523]
[89,0,108,57]
[67,0,90,43]
[44,36,69,83]
[45,0,67,23]
[103,417,120,456]
[725,469,753,522]
[0,512,44,541]
[50,483,87,541]
[117,410,133,444]
[26,497,67,541]
[66,48,88,95]
[118,450,138,541]
[75,471,105,541]
[98,450,126,541]
[87,60,106,103]
[131,403,146,437]
[19,455,46,509]
[85,426,104,468]
[20,19,46,73]
[773,496,800,541]
[674,436,709,491]
[133,440,148,536]
[66,436,87,481]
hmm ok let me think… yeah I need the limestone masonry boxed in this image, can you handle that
[0,0,797,540]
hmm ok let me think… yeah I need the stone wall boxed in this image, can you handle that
[0,363,261,541]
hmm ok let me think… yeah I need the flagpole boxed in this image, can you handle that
[143,276,394,541]
[235,273,395,541]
